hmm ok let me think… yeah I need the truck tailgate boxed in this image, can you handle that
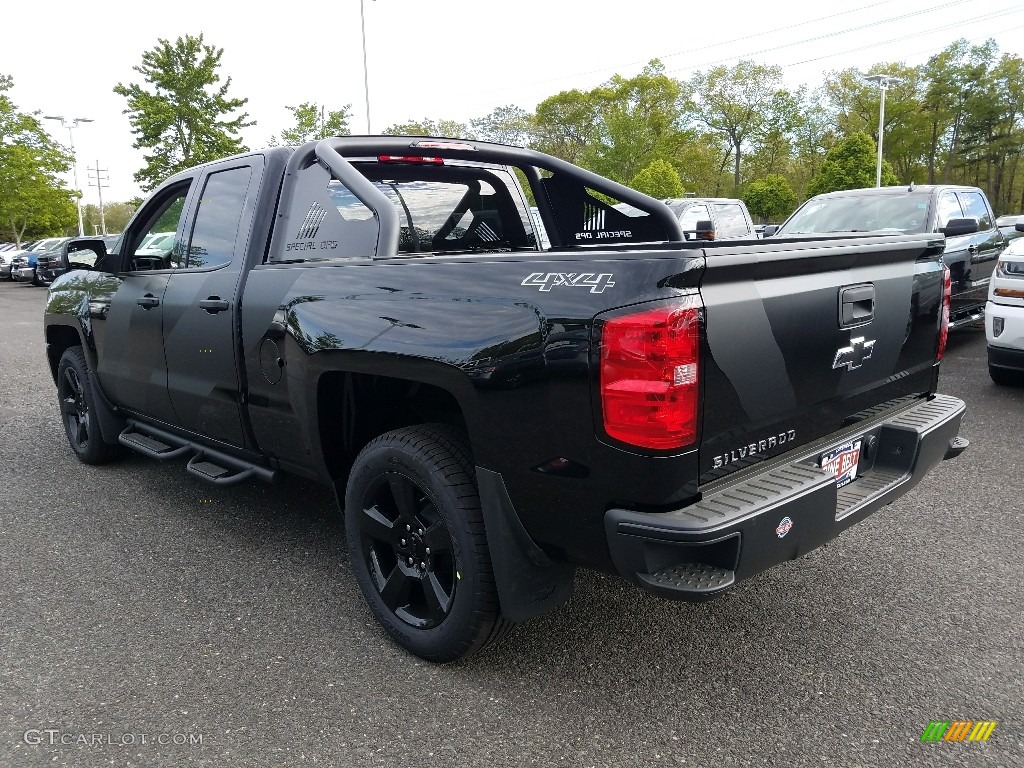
[697,233,945,483]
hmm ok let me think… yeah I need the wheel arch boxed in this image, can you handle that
[316,367,471,486]
[45,324,87,385]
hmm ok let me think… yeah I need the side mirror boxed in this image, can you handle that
[60,238,108,272]
[1015,222,1024,232]
[694,220,715,241]
[938,217,979,237]
[762,224,780,237]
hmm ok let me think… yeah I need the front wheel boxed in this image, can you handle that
[344,425,511,662]
[56,346,124,464]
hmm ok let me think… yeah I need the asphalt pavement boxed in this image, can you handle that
[1,279,1021,767]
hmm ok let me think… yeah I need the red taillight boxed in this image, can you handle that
[937,265,951,361]
[600,299,700,450]
[377,155,444,164]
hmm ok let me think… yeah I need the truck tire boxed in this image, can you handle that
[56,346,124,465]
[345,424,512,662]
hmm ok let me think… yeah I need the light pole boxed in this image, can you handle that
[863,75,901,188]
[360,0,374,133]
[43,115,93,236]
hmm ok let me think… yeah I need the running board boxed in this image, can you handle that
[949,310,985,329]
[118,423,281,486]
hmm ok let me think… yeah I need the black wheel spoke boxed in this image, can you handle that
[387,474,419,519]
[422,522,452,554]
[361,504,397,545]
[377,562,412,612]
[60,396,78,415]
[64,368,82,399]
[75,415,89,445]
[423,572,452,622]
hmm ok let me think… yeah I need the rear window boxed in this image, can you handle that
[328,177,534,253]
[712,203,751,238]
[781,192,931,235]
[272,161,540,261]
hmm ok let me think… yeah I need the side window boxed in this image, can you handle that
[126,186,191,272]
[678,204,711,240]
[712,203,751,238]
[184,166,253,269]
[957,191,994,231]
[935,191,964,230]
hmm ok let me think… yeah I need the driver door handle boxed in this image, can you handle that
[968,244,979,254]
[136,294,160,308]
[199,297,230,313]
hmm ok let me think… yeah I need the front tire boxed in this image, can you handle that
[56,346,124,464]
[345,424,511,662]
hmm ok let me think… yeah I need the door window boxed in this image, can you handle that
[957,191,994,231]
[678,204,711,240]
[935,191,964,230]
[125,185,191,271]
[184,166,253,269]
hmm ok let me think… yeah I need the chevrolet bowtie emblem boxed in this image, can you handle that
[833,337,876,371]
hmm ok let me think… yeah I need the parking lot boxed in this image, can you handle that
[1,278,1021,767]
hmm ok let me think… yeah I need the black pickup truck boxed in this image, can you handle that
[45,137,968,661]
[767,184,1006,326]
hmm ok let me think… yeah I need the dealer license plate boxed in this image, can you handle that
[819,439,863,488]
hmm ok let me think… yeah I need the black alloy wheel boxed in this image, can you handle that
[359,471,457,629]
[345,424,512,662]
[60,365,91,451]
[56,346,124,464]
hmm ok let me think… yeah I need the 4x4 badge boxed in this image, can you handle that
[833,337,875,371]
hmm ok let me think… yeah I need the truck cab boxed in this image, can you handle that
[772,184,1005,326]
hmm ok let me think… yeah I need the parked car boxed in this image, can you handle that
[985,222,1024,385]
[608,198,757,242]
[997,214,1024,244]
[768,184,1006,327]
[664,197,758,240]
[12,238,71,285]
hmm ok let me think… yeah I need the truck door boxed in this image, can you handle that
[161,158,262,447]
[92,180,196,423]
[957,189,1002,290]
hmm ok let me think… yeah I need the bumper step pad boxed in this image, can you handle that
[640,563,736,594]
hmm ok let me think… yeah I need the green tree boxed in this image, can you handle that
[686,60,787,193]
[114,34,253,191]
[531,89,599,164]
[807,132,898,195]
[921,39,997,184]
[82,201,138,235]
[0,74,76,245]
[630,159,684,198]
[470,105,532,146]
[382,118,473,138]
[743,174,798,222]
[824,64,927,185]
[589,60,688,184]
[271,102,351,145]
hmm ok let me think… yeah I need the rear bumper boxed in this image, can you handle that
[605,393,967,600]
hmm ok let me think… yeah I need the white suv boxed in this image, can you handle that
[985,230,1024,385]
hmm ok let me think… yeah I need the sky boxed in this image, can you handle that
[4,0,1024,208]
